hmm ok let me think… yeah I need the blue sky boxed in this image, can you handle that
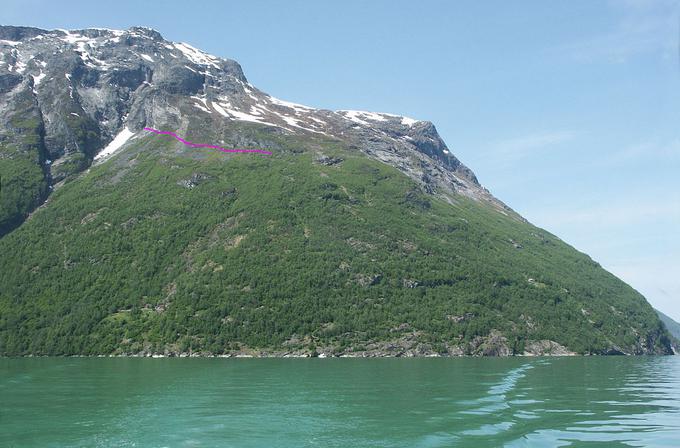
[4,0,679,320]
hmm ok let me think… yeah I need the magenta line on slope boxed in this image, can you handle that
[143,127,272,155]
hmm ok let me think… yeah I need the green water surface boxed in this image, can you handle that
[1,357,679,447]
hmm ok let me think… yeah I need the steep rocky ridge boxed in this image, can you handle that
[0,25,513,236]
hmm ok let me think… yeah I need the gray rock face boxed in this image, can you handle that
[0,26,48,41]
[0,25,517,223]
[523,340,576,356]
[0,72,22,92]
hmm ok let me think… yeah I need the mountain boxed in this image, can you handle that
[656,310,680,349]
[0,25,672,357]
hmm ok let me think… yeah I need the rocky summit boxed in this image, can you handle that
[0,26,673,357]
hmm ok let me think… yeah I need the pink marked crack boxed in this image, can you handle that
[143,127,272,155]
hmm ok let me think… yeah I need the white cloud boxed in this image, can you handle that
[560,0,679,62]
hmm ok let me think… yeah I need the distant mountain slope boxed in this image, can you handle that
[0,26,672,356]
[656,310,680,341]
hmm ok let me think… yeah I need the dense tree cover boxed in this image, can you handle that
[0,152,47,235]
[0,128,671,356]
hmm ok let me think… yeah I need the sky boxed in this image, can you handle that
[3,0,679,320]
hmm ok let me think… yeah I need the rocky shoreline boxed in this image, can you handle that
[10,328,673,358]
[14,339,584,358]
[9,329,672,358]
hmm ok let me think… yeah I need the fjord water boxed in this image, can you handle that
[1,357,679,447]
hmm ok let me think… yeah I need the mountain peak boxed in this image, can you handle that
[0,24,513,217]
[0,25,49,41]
[127,26,164,40]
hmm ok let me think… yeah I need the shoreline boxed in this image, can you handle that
[4,351,674,359]
[4,336,672,358]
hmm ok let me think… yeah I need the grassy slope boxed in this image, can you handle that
[0,129,671,356]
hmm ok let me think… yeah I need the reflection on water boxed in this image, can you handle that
[503,357,680,447]
[1,357,679,447]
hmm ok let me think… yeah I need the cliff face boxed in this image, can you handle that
[0,25,512,236]
[0,26,672,356]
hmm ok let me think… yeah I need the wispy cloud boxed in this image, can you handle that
[527,199,680,230]
[608,139,680,163]
[560,0,679,63]
[579,138,680,171]
[481,130,574,163]
[605,257,680,321]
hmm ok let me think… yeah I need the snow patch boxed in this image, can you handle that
[238,82,259,101]
[360,111,387,122]
[281,116,301,127]
[32,72,46,86]
[59,31,90,45]
[308,116,327,126]
[244,102,329,135]
[191,96,212,113]
[339,110,391,125]
[339,110,418,127]
[267,95,314,114]
[338,110,370,126]
[218,105,282,129]
[190,95,209,108]
[173,42,221,69]
[0,39,20,46]
[212,102,229,118]
[140,54,154,63]
[193,102,211,113]
[94,128,135,160]
[223,108,266,123]
[91,28,124,36]
[13,57,27,74]
[65,73,74,98]
[56,31,113,69]
[279,115,329,135]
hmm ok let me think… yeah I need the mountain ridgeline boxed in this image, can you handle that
[657,310,680,352]
[0,25,672,357]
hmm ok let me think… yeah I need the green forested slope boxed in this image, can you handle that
[0,131,671,356]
